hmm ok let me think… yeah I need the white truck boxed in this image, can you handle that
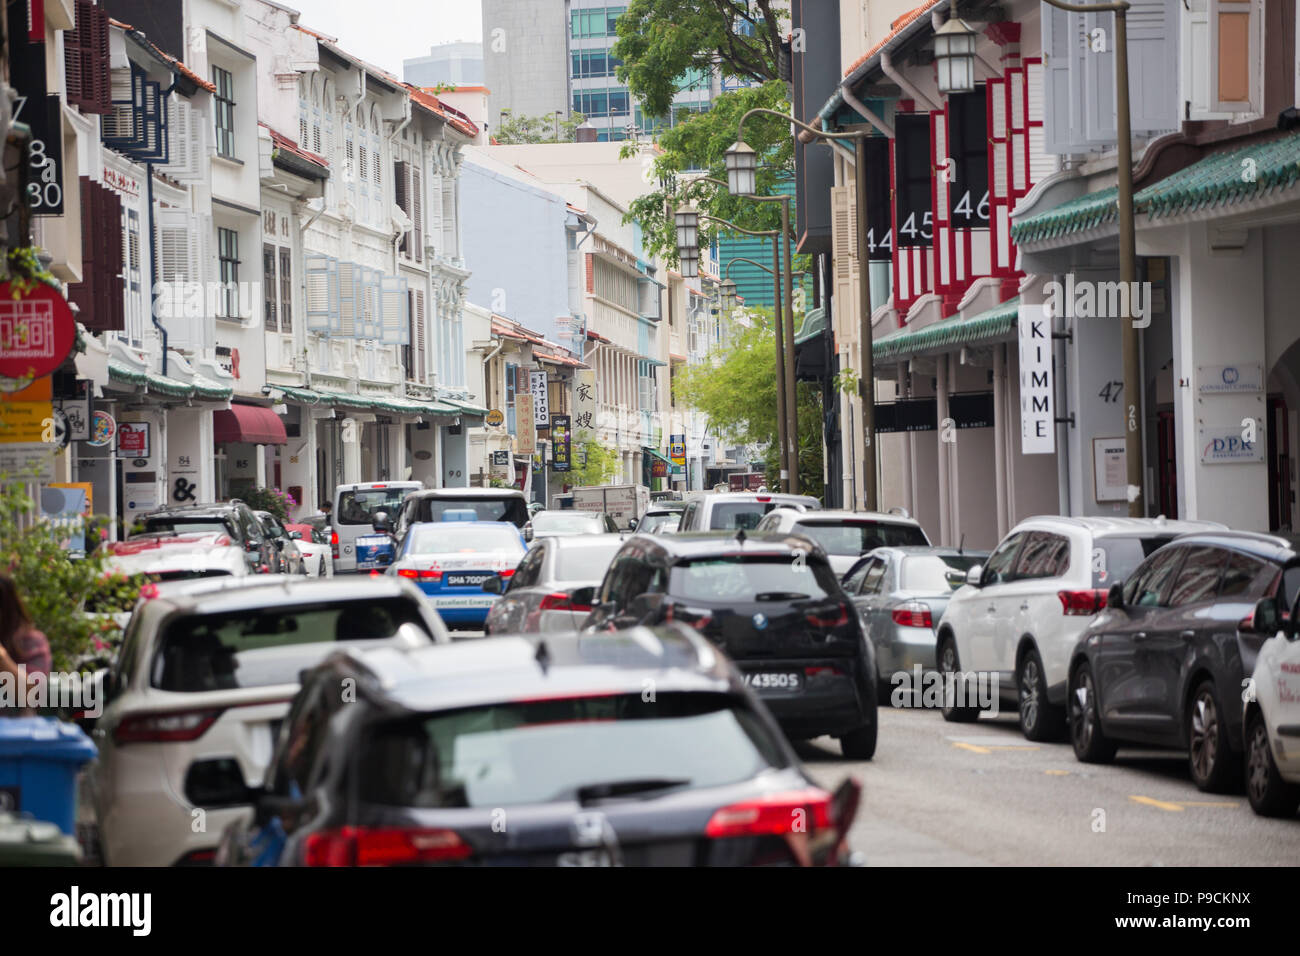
[571,484,651,530]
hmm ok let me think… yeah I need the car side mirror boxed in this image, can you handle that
[523,523,533,542]
[965,564,984,588]
[289,530,303,540]
[371,511,392,534]
[628,518,638,530]
[1107,581,1126,611]
[570,585,597,609]
[1243,597,1281,636]
[481,574,504,595]
[629,592,664,624]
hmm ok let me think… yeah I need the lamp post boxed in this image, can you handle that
[727,108,875,508]
[935,2,1142,517]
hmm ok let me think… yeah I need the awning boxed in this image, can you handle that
[794,307,827,347]
[440,397,488,418]
[642,446,672,465]
[873,297,1020,366]
[277,385,460,416]
[214,403,287,445]
[107,358,233,401]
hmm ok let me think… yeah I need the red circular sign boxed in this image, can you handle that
[0,282,76,382]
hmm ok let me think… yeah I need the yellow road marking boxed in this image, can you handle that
[1129,795,1240,811]
[952,741,991,754]
[1130,796,1185,811]
[1045,769,1071,775]
[1179,801,1240,808]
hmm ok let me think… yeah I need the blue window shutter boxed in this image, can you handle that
[1126,0,1181,135]
[304,254,338,332]
[1041,6,1078,153]
[1082,9,1117,143]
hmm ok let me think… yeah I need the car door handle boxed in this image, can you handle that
[1179,630,1196,640]
[1019,602,1030,611]
[1133,632,1149,643]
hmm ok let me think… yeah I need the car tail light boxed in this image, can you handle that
[806,603,849,629]
[499,569,514,578]
[539,592,590,613]
[397,568,442,581]
[664,603,713,631]
[330,531,339,559]
[756,495,771,503]
[304,826,471,867]
[114,708,222,744]
[245,540,259,553]
[175,849,217,866]
[705,788,834,838]
[804,665,843,677]
[1058,589,1108,616]
[891,601,933,628]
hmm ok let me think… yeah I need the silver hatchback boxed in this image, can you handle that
[483,533,627,634]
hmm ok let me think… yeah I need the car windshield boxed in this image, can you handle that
[140,516,235,537]
[151,598,429,692]
[532,512,603,533]
[902,554,985,591]
[793,520,929,555]
[638,512,677,533]
[1094,535,1178,588]
[356,692,785,809]
[337,488,414,526]
[670,554,839,602]
[408,524,522,555]
[417,496,530,527]
[551,542,623,582]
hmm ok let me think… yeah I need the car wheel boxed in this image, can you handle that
[840,678,878,760]
[1187,679,1239,793]
[938,635,980,723]
[1245,711,1300,817]
[1068,662,1117,763]
[1017,647,1065,742]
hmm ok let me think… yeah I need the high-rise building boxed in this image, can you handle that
[403,41,485,88]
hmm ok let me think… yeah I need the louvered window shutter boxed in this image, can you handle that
[394,160,409,256]
[65,2,86,109]
[416,290,426,382]
[441,180,456,257]
[102,185,125,333]
[1040,7,1076,153]
[304,254,339,332]
[429,176,444,258]
[1081,9,1117,143]
[69,178,97,325]
[380,275,409,345]
[412,166,423,263]
[1127,0,1181,134]
[90,5,110,113]
[155,209,202,348]
[337,261,358,336]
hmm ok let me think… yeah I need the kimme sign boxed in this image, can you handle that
[1018,304,1054,454]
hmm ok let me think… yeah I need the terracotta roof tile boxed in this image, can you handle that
[842,0,943,78]
[260,122,329,168]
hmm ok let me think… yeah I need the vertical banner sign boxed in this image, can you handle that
[948,92,990,229]
[529,369,549,427]
[7,1,64,215]
[515,393,536,455]
[552,415,571,472]
[864,138,893,261]
[669,433,686,474]
[1018,304,1054,454]
[573,369,597,432]
[894,115,933,248]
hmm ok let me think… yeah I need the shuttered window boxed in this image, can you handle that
[394,159,410,256]
[279,247,293,333]
[65,0,110,114]
[263,243,277,331]
[212,66,236,158]
[68,177,125,332]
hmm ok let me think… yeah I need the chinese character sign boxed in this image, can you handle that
[530,370,549,427]
[552,415,571,472]
[515,393,536,456]
[574,369,597,432]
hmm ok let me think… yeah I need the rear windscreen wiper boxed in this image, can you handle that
[755,591,810,601]
[575,777,690,804]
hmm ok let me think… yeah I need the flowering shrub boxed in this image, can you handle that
[239,486,298,522]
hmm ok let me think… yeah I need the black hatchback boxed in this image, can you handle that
[583,532,879,759]
[214,628,861,867]
[1067,531,1300,792]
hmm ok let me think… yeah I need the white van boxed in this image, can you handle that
[331,480,423,573]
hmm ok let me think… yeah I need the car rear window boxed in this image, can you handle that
[793,520,929,554]
[356,692,785,809]
[337,488,415,526]
[531,512,603,533]
[670,554,839,603]
[142,516,235,537]
[151,598,429,692]
[1093,535,1177,588]
[553,543,623,582]
[414,496,530,527]
[902,554,984,591]
[408,524,523,554]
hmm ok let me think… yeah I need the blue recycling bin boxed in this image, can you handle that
[0,718,97,835]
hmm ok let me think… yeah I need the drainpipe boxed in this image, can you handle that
[881,51,939,114]
[149,80,179,376]
[388,100,413,275]
[838,82,894,139]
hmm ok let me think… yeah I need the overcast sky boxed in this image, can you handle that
[288,0,483,78]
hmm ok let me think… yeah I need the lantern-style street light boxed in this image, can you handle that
[724,140,758,197]
[719,277,738,313]
[933,16,978,94]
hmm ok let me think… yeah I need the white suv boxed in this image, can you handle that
[1243,573,1300,817]
[936,516,1225,740]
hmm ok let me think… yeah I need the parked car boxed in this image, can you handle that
[1242,579,1300,816]
[285,523,332,577]
[254,510,306,575]
[88,576,447,866]
[214,627,862,867]
[483,533,626,634]
[1066,531,1300,791]
[583,531,879,758]
[134,502,281,575]
[756,508,931,576]
[391,488,531,558]
[523,509,620,542]
[103,531,250,583]
[331,481,423,573]
[638,503,686,535]
[677,492,821,533]
[385,520,527,631]
[937,516,1227,740]
[842,547,989,695]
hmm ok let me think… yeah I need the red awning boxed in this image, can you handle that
[213,403,287,445]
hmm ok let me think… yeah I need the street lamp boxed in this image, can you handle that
[719,277,738,313]
[675,208,700,278]
[933,17,978,94]
[724,140,758,196]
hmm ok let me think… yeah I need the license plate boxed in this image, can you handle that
[556,849,614,867]
[446,572,491,587]
[744,671,801,692]
[357,535,389,547]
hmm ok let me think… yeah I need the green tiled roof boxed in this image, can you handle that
[793,307,827,347]
[873,297,1020,365]
[441,397,488,417]
[1012,130,1300,245]
[108,359,233,401]
[277,384,460,416]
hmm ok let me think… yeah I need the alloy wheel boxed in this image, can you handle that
[1072,671,1096,751]
[1019,657,1040,732]
[1247,721,1272,806]
[1190,691,1219,782]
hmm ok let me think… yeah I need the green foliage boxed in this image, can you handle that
[566,431,622,487]
[495,110,589,144]
[0,472,142,669]
[238,487,298,522]
[833,367,860,395]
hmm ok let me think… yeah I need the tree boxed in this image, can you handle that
[494,111,589,144]
[612,1,794,262]
[565,431,623,487]
[673,308,824,499]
